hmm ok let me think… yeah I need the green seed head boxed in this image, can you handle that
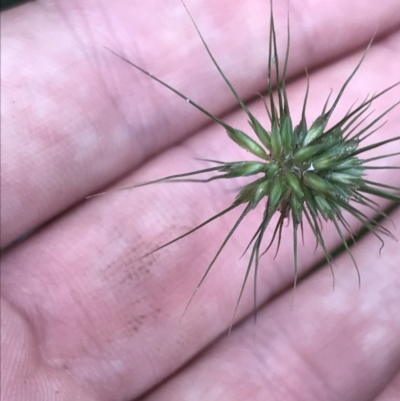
[97,0,400,329]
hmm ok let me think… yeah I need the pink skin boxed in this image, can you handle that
[1,0,400,400]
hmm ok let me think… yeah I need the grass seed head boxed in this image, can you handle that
[96,0,400,329]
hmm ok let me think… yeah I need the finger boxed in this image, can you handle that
[2,0,400,247]
[141,209,400,401]
[1,30,399,401]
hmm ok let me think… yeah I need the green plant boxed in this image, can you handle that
[92,0,399,327]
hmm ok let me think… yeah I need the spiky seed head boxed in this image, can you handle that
[97,0,400,329]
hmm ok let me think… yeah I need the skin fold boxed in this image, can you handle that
[1,0,400,400]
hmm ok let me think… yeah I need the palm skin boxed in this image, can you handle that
[1,1,400,400]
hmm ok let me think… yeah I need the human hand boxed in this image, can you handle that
[1,1,400,400]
